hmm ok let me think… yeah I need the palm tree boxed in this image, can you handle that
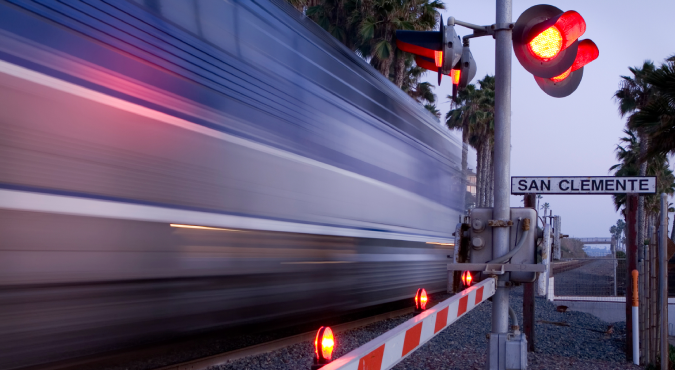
[445,75,495,208]
[614,61,657,252]
[631,57,675,159]
[355,0,444,86]
[402,65,440,117]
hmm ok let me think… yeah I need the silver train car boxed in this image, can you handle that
[0,0,463,368]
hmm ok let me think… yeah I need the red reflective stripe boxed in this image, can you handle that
[358,344,385,370]
[401,322,423,357]
[475,286,484,305]
[396,40,436,59]
[414,56,437,72]
[457,295,469,316]
[434,307,449,333]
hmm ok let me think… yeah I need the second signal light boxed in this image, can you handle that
[513,4,599,97]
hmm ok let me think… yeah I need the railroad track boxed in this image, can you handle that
[552,259,594,274]
[155,306,414,370]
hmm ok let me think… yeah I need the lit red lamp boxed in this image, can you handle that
[414,288,428,314]
[311,326,334,369]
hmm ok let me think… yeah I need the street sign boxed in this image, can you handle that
[511,176,657,195]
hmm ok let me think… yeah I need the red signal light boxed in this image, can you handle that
[414,288,428,311]
[528,27,562,61]
[461,271,473,287]
[549,39,599,82]
[314,326,334,365]
[526,10,586,61]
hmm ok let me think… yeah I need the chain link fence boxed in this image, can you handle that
[552,258,626,299]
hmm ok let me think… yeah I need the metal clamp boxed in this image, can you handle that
[484,263,506,275]
[488,219,513,227]
[491,23,515,32]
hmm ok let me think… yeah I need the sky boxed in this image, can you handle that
[426,0,675,238]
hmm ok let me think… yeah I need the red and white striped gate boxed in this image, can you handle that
[321,277,496,370]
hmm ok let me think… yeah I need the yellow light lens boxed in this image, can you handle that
[451,69,461,85]
[434,50,443,68]
[321,327,334,360]
[528,26,563,61]
[550,67,572,82]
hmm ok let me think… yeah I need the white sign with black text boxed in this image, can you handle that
[511,176,657,195]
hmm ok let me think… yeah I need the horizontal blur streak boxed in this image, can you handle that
[0,0,463,368]
[170,223,244,232]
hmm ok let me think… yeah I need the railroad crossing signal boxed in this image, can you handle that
[513,4,599,97]
[396,16,476,93]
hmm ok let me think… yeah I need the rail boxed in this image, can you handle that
[320,277,496,370]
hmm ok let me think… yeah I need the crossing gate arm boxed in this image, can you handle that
[321,277,496,370]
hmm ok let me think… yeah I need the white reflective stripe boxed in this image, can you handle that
[380,332,405,369]
[0,188,453,243]
[419,315,435,343]
[0,59,454,215]
[321,278,496,370]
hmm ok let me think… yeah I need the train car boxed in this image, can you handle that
[0,0,463,367]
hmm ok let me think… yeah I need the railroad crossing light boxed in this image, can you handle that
[452,43,477,99]
[396,16,462,85]
[534,39,599,97]
[513,4,598,97]
[461,271,473,288]
[312,326,334,369]
[414,288,428,313]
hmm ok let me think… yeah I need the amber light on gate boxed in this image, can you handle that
[549,39,599,82]
[414,288,428,312]
[313,326,334,367]
[461,271,473,287]
[451,69,461,85]
[434,50,443,68]
[527,11,586,61]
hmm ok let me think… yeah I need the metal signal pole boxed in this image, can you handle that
[489,0,513,368]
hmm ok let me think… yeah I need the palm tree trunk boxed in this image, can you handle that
[489,147,494,207]
[461,133,468,209]
[479,144,486,207]
[476,143,484,207]
[393,50,406,88]
[482,143,489,207]
[671,211,675,241]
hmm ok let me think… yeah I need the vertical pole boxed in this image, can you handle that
[660,193,668,370]
[523,194,536,353]
[626,194,638,362]
[646,224,653,364]
[633,269,640,365]
[489,1,512,369]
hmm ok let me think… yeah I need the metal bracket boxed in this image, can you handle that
[491,22,515,32]
[488,219,513,227]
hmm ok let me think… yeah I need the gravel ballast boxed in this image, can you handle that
[211,286,642,370]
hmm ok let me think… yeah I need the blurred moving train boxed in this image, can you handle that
[0,0,463,368]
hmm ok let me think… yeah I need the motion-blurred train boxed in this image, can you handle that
[0,0,463,368]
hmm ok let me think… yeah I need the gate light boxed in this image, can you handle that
[313,326,334,368]
[461,271,473,287]
[414,288,428,312]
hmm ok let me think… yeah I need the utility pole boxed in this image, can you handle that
[488,0,513,368]
[523,194,536,352]
[626,194,638,362]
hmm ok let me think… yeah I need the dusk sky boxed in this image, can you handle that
[428,0,675,239]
